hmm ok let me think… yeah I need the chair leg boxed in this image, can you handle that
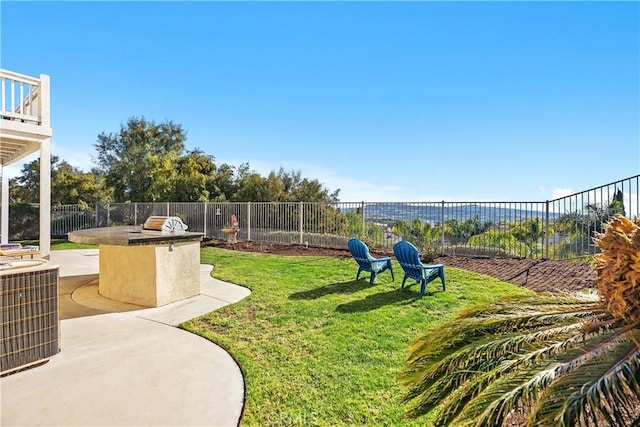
[439,266,446,291]
[356,268,363,281]
[369,272,376,286]
[420,279,427,296]
[401,276,408,289]
[387,260,395,281]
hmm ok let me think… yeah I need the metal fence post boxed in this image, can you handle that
[545,200,550,259]
[95,203,99,227]
[203,203,207,238]
[134,203,138,226]
[299,201,304,245]
[166,202,170,216]
[247,202,251,241]
[441,200,445,254]
[361,201,365,237]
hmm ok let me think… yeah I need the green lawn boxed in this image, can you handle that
[183,247,534,426]
[24,239,98,250]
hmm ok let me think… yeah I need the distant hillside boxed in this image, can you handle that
[348,203,559,224]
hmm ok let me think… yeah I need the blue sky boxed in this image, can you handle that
[2,1,639,202]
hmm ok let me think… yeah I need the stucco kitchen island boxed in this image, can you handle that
[68,218,204,307]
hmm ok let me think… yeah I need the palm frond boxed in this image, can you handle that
[400,290,640,426]
[406,323,613,424]
[403,298,602,368]
[558,329,640,427]
[402,323,583,404]
[401,295,604,386]
[453,343,587,427]
[523,323,640,426]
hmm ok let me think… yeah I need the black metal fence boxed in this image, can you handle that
[49,175,640,260]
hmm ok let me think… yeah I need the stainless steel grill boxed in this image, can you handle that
[142,216,188,232]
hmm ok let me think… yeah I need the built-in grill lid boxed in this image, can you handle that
[142,216,189,233]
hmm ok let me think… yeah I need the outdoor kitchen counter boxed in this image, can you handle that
[68,226,204,308]
[68,225,204,246]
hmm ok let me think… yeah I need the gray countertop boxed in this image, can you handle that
[68,226,204,246]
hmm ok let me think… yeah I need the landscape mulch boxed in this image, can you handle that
[206,240,596,293]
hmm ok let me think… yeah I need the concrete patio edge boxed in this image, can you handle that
[1,249,251,427]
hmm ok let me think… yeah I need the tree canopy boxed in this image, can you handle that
[9,156,112,205]
[94,117,187,202]
[9,116,340,205]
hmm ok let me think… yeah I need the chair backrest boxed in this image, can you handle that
[393,241,423,279]
[348,238,374,268]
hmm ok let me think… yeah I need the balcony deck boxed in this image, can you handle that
[0,68,52,254]
[0,69,52,166]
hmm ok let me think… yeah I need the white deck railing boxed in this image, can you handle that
[0,69,49,127]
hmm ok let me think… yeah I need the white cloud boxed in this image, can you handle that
[218,158,402,201]
[217,158,506,202]
[552,188,573,199]
[52,142,94,171]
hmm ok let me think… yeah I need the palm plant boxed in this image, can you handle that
[399,214,640,426]
[393,218,441,260]
[555,190,627,257]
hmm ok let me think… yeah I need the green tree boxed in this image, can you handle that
[509,217,545,257]
[234,171,286,201]
[7,203,39,240]
[291,177,339,202]
[94,117,186,202]
[170,149,216,202]
[90,118,341,203]
[8,156,46,203]
[468,229,517,255]
[276,168,340,203]
[230,165,340,203]
[52,161,113,205]
[342,209,383,245]
[209,163,234,201]
[611,188,626,217]
[393,219,440,259]
[10,156,112,205]
[276,168,303,197]
[555,191,626,257]
[445,215,492,245]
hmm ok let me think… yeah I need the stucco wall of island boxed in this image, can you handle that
[68,226,204,307]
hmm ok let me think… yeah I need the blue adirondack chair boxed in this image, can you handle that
[347,238,394,286]
[392,241,445,296]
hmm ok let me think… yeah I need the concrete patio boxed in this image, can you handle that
[1,249,251,427]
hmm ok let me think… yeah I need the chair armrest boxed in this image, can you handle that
[423,263,444,269]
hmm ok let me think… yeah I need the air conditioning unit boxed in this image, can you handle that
[1,266,60,375]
